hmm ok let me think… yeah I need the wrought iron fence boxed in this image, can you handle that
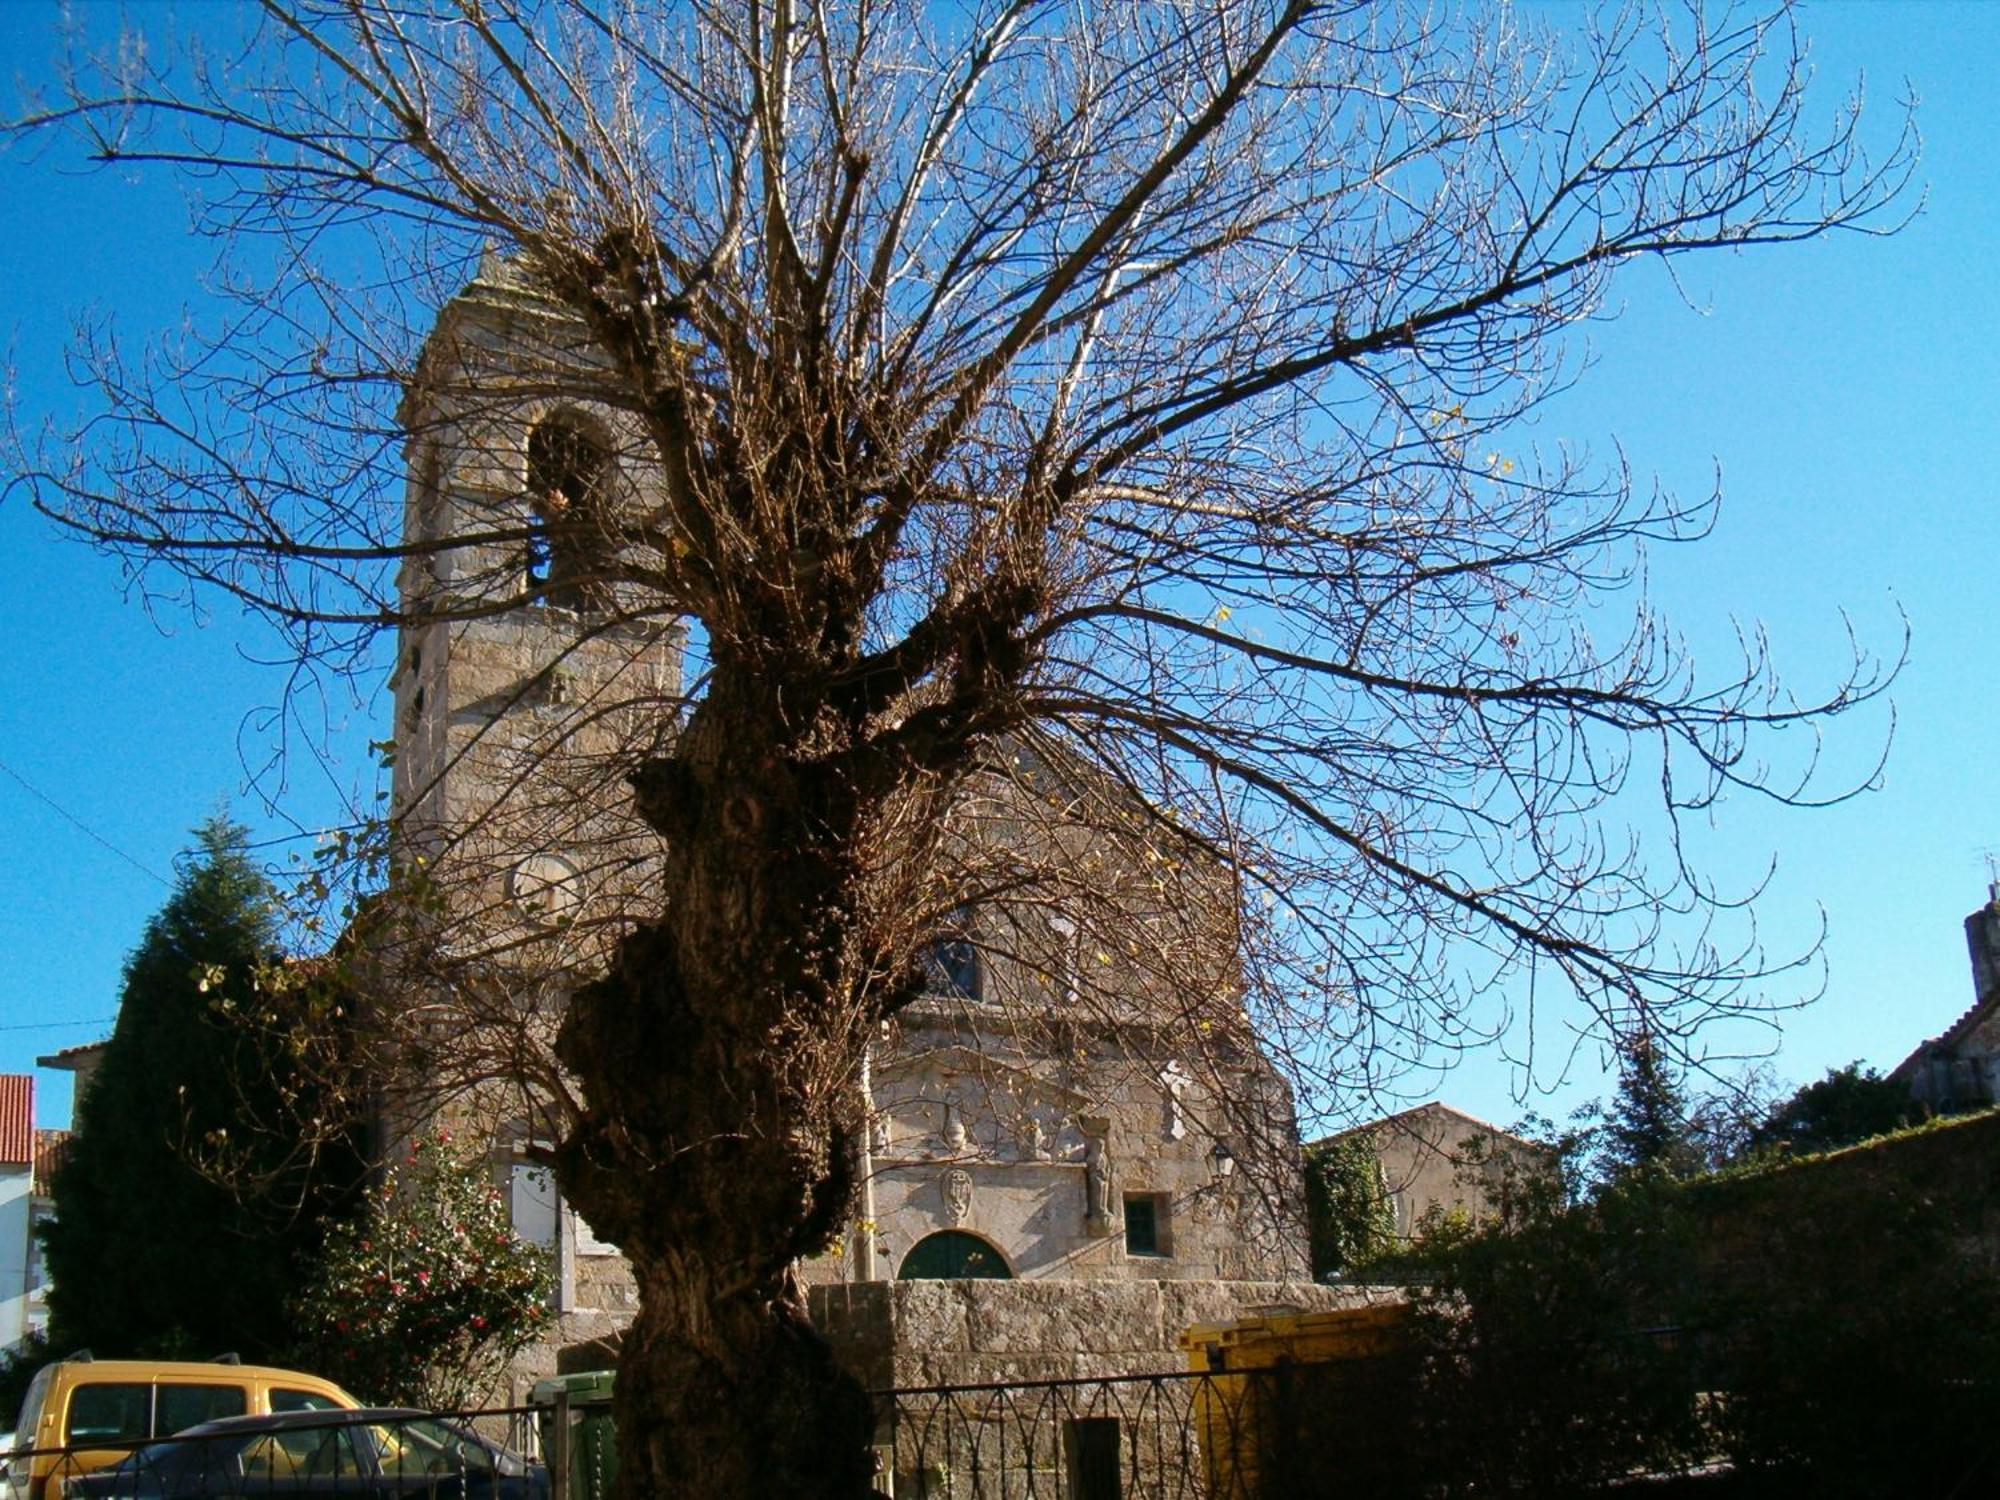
[3,1364,1414,1499]
[876,1357,1419,1500]
[0,1405,553,1499]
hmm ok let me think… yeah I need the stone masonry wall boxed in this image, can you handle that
[808,1277,1400,1392]
[810,1279,1405,1498]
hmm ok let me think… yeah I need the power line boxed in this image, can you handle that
[0,752,170,887]
[0,1016,114,1034]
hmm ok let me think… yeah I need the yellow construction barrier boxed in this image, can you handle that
[1180,1301,1418,1499]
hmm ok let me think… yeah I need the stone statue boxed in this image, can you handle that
[1081,1120,1114,1234]
[1159,1061,1190,1141]
[941,1100,968,1155]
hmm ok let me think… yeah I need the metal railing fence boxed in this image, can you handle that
[876,1357,1419,1500]
[4,1361,1410,1500]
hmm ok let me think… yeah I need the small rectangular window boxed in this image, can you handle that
[525,532,554,593]
[1123,1193,1170,1257]
[511,1159,560,1249]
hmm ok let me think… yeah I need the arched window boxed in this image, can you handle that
[898,1231,1011,1280]
[525,415,612,611]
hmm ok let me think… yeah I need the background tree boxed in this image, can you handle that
[1595,1028,1703,1184]
[1402,1168,1708,1495]
[1529,1044,1772,1192]
[292,1132,554,1411]
[1747,1061,1920,1156]
[43,817,363,1362]
[0,1331,53,1431]
[9,3,1912,1493]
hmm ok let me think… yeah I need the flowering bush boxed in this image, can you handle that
[293,1132,554,1409]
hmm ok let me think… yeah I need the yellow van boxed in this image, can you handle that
[2,1355,359,1500]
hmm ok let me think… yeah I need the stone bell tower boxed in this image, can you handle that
[387,252,680,1006]
[379,256,680,1356]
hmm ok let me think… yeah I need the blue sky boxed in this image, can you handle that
[0,3,1993,1133]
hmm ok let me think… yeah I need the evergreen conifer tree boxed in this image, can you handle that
[1599,1028,1700,1183]
[43,815,361,1361]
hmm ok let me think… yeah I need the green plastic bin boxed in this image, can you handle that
[530,1371,618,1500]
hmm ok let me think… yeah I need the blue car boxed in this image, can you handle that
[62,1408,548,1498]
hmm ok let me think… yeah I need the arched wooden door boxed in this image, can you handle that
[897,1231,1012,1280]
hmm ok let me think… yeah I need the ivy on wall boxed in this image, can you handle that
[1302,1133,1397,1280]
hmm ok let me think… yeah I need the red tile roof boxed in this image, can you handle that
[0,1075,32,1167]
[35,1040,109,1071]
[33,1128,70,1197]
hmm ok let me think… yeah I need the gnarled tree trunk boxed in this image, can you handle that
[553,680,905,1499]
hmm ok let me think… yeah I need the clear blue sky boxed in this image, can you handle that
[0,3,1992,1133]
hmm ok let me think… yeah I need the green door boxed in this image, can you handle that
[898,1231,1012,1279]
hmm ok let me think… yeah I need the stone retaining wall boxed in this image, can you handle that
[809,1277,1400,1391]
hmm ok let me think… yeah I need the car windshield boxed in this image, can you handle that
[110,1435,234,1484]
[13,1366,51,1447]
[370,1417,508,1479]
[240,1423,366,1482]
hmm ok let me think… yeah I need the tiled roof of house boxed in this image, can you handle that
[0,1074,33,1166]
[35,1040,109,1071]
[1893,895,2000,1083]
[33,1127,70,1197]
[1889,986,1998,1083]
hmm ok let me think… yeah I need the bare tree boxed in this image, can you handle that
[8,1,1911,1493]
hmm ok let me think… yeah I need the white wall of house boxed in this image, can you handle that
[0,1164,32,1350]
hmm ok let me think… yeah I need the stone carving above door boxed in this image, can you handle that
[942,1168,974,1226]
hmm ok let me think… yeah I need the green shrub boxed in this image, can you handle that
[1302,1134,1396,1279]
[293,1132,554,1409]
[1403,1113,2000,1497]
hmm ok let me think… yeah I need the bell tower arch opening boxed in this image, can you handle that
[524,411,614,613]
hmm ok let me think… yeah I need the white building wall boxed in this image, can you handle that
[0,1165,32,1350]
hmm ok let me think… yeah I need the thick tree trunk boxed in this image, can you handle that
[612,1253,874,1497]
[551,680,898,1499]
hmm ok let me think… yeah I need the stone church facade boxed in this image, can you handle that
[387,259,1315,1394]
